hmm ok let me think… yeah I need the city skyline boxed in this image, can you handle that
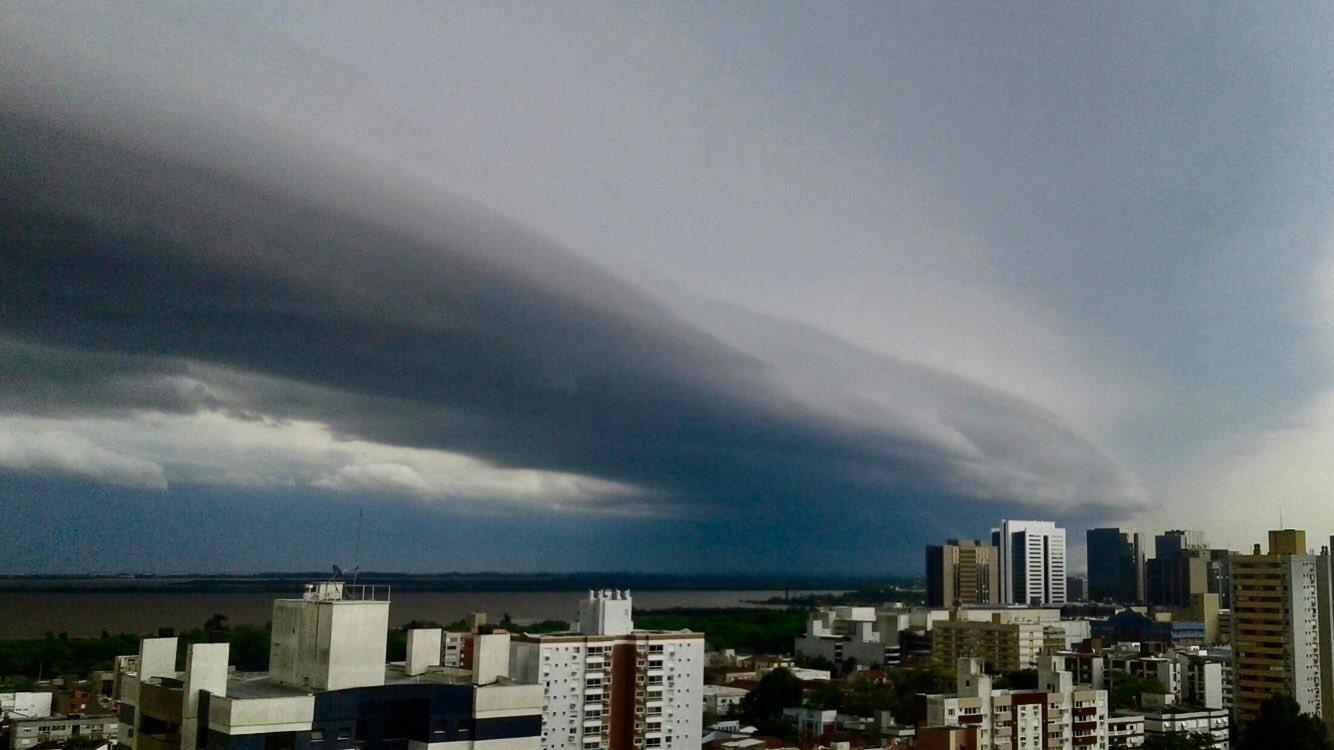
[2,3,1333,573]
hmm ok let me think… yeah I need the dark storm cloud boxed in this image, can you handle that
[0,114,1142,519]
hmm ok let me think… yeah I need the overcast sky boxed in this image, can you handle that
[1,2,1332,573]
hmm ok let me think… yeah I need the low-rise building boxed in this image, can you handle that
[8,714,119,750]
[1091,610,1205,647]
[920,657,1109,750]
[1107,712,1144,748]
[0,694,51,721]
[794,608,895,668]
[113,582,544,750]
[1140,698,1228,749]
[703,685,749,716]
[780,708,836,740]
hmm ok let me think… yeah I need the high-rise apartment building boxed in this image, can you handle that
[992,520,1067,605]
[509,591,703,750]
[1232,529,1322,725]
[926,539,1000,607]
[1086,528,1144,604]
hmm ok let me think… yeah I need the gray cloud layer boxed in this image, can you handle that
[0,114,1142,524]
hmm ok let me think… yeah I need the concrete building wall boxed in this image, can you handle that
[270,595,389,691]
[473,633,511,685]
[408,629,444,676]
[579,591,633,637]
[323,601,389,690]
[181,643,229,750]
[994,521,1067,606]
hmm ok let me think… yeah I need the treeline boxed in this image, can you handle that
[0,608,797,687]
[0,632,139,686]
[634,608,807,653]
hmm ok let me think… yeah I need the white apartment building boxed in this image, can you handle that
[509,590,703,750]
[922,657,1108,750]
[993,520,1068,605]
[1175,652,1226,710]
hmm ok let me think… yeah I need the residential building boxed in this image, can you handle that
[509,590,703,750]
[113,581,543,750]
[1176,652,1226,710]
[1055,648,1223,710]
[930,613,1066,673]
[992,520,1067,605]
[1087,528,1145,604]
[926,540,1000,608]
[920,657,1108,750]
[8,714,118,750]
[1232,529,1322,725]
[1106,712,1144,748]
[1108,655,1180,697]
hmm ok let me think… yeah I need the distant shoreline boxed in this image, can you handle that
[0,572,916,594]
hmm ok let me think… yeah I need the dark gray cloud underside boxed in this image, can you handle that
[0,114,1135,525]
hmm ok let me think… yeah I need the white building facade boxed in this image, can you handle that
[510,591,703,750]
[922,657,1108,750]
[993,520,1068,605]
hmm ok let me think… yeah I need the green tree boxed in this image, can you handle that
[800,654,836,672]
[840,673,895,716]
[805,682,844,711]
[1240,694,1332,750]
[994,669,1037,690]
[740,667,804,730]
[1107,670,1168,710]
[882,663,954,724]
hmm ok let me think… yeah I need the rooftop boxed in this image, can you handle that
[222,663,511,700]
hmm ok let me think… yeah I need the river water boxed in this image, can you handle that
[0,589,822,638]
